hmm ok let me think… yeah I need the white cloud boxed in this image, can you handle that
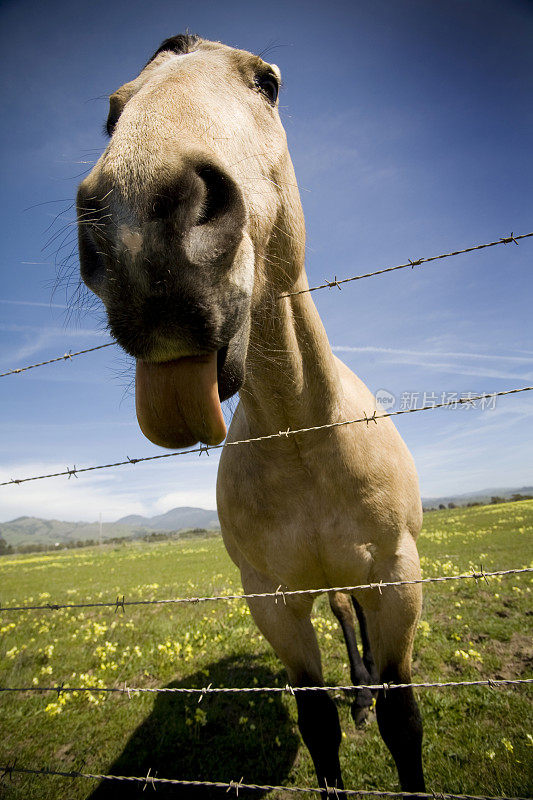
[332,345,533,381]
[0,299,67,309]
[0,456,219,523]
[428,400,533,448]
[332,345,533,363]
[390,360,531,381]
[155,489,217,513]
[0,324,111,373]
[2,330,72,366]
[411,401,533,497]
[0,323,105,336]
[0,465,147,523]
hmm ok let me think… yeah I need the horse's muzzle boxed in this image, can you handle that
[77,156,248,360]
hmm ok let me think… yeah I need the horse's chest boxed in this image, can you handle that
[217,444,371,588]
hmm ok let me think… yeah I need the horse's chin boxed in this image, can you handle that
[216,318,249,402]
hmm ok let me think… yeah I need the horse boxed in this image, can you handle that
[76,34,425,794]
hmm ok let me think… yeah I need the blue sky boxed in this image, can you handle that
[0,0,532,522]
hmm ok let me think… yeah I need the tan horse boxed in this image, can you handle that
[77,34,425,793]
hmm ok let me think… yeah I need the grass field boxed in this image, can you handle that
[1,500,532,798]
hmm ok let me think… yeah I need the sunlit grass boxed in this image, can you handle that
[0,501,531,798]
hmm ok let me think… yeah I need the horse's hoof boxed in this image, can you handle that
[350,688,373,726]
[351,703,370,726]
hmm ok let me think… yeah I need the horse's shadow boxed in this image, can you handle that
[85,655,299,799]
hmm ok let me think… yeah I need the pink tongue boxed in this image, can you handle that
[135,353,227,449]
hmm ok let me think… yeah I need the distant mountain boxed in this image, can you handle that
[0,507,220,548]
[422,486,533,509]
[2,487,531,548]
[116,507,219,531]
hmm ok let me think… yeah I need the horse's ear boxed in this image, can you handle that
[144,34,200,68]
[105,84,133,137]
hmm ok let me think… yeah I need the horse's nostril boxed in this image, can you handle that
[148,164,242,231]
[78,223,107,293]
[77,187,108,293]
[196,166,233,225]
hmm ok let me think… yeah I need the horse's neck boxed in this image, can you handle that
[240,287,344,436]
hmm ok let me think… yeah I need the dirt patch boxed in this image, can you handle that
[490,632,533,680]
[54,742,75,763]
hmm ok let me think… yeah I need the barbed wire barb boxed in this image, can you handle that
[275,585,287,605]
[197,682,213,703]
[114,595,125,614]
[472,565,489,586]
[142,767,157,792]
[227,776,244,796]
[0,760,16,782]
[327,276,342,290]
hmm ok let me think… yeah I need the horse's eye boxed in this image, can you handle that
[255,74,279,104]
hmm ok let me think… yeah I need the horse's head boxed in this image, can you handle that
[77,34,304,449]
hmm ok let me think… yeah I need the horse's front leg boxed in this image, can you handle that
[241,562,343,794]
[360,556,426,795]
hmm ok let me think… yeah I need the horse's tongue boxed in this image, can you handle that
[135,353,226,449]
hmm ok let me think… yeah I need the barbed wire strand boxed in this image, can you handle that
[1,566,531,613]
[1,677,532,698]
[279,232,533,297]
[0,764,530,799]
[2,233,530,379]
[0,343,114,378]
[1,386,532,487]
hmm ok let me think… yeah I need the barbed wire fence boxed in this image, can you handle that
[1,232,531,379]
[1,566,532,613]
[0,342,114,378]
[1,677,533,699]
[1,569,531,709]
[2,764,532,800]
[1,231,532,797]
[1,537,531,793]
[1,386,532,486]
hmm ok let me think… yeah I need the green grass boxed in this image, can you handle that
[0,500,532,798]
